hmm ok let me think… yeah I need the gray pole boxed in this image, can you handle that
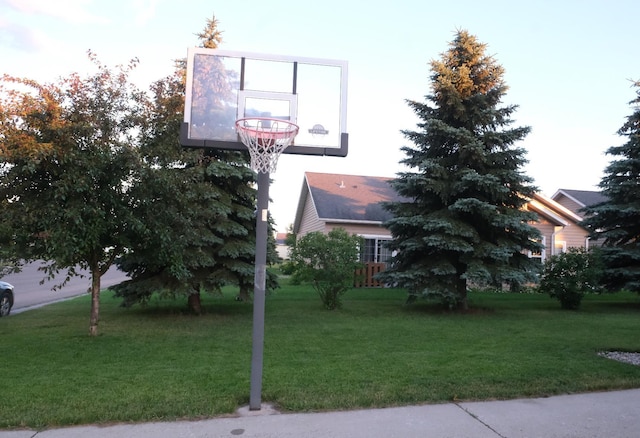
[249,170,270,410]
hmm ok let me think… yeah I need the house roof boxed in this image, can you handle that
[294,172,404,229]
[293,172,591,233]
[275,233,287,245]
[552,189,607,208]
[529,193,583,225]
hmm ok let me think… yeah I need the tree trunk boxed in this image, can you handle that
[457,277,468,311]
[188,291,202,315]
[237,284,251,302]
[89,263,101,336]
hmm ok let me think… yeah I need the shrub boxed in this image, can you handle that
[290,228,363,309]
[538,247,603,309]
[278,260,296,276]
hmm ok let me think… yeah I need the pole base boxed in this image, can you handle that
[236,403,281,416]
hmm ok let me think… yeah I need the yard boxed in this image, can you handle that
[1,281,640,429]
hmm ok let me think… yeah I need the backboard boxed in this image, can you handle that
[181,48,348,156]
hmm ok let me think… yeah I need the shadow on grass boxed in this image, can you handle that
[593,300,640,311]
[402,301,497,316]
[115,294,253,319]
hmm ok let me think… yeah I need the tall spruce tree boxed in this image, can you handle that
[114,15,278,312]
[379,30,541,310]
[581,81,640,292]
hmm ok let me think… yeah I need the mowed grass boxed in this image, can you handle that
[2,281,640,429]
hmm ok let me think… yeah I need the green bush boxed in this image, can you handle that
[278,260,296,276]
[538,247,603,309]
[290,228,363,309]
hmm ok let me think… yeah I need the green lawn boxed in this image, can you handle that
[2,282,640,429]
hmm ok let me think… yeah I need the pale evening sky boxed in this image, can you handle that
[1,0,639,231]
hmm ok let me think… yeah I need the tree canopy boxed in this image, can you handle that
[378,30,541,309]
[0,15,279,334]
[0,55,143,335]
[113,14,279,312]
[581,81,640,292]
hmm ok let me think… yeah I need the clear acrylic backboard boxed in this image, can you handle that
[181,48,348,156]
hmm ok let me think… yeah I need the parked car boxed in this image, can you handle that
[0,281,14,317]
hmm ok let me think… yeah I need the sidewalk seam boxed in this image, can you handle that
[454,403,507,438]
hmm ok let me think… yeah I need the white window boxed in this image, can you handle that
[528,237,546,264]
[360,236,392,265]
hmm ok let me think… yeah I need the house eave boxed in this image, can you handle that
[528,200,569,226]
[551,189,587,209]
[532,193,584,222]
[323,218,385,226]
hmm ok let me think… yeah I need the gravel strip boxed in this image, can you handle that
[598,351,640,366]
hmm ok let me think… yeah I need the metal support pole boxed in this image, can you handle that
[249,170,270,410]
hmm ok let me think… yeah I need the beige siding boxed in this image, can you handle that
[552,194,602,248]
[554,194,584,216]
[276,244,289,260]
[554,223,590,251]
[297,195,324,236]
[534,218,590,255]
[532,218,555,256]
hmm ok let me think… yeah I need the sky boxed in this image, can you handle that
[2,0,639,232]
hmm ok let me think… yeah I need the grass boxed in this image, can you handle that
[1,281,640,429]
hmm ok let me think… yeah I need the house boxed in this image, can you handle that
[274,232,289,260]
[550,188,608,249]
[525,193,595,260]
[551,189,608,216]
[293,172,596,272]
[293,172,405,266]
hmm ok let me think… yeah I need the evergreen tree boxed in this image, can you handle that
[581,81,640,292]
[114,15,278,312]
[379,30,541,310]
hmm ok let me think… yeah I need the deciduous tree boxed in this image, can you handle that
[0,55,143,335]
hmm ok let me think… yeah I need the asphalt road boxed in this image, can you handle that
[2,261,129,314]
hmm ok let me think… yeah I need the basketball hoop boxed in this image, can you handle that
[236,116,299,410]
[235,117,299,173]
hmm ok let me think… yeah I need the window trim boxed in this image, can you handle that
[359,234,392,264]
[528,236,546,264]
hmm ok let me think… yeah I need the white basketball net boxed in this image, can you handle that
[235,118,299,173]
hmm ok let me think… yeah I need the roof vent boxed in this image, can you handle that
[339,180,345,188]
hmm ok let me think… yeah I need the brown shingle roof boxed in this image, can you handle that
[305,172,403,222]
[554,189,608,208]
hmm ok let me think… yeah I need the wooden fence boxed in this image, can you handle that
[354,262,387,288]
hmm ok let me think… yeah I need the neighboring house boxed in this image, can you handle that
[293,172,596,271]
[550,188,608,250]
[551,189,608,216]
[275,232,289,260]
[293,172,404,266]
[525,193,594,262]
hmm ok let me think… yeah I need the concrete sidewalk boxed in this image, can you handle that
[2,388,638,438]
